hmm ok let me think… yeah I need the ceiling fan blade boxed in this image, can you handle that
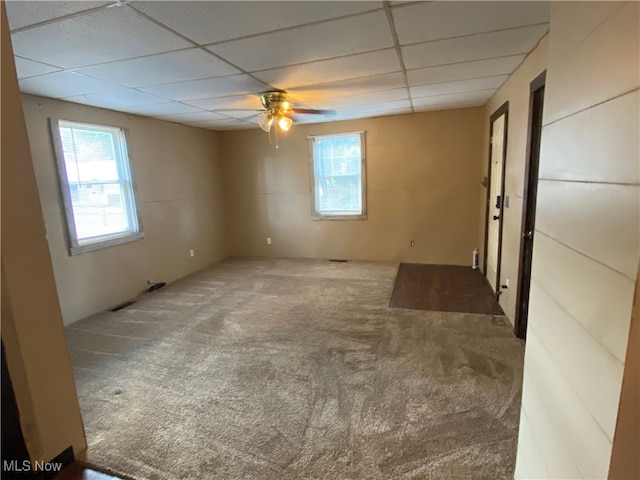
[292,108,336,115]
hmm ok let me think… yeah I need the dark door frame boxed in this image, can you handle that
[483,101,509,299]
[514,70,546,339]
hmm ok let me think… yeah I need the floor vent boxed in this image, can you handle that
[111,300,136,312]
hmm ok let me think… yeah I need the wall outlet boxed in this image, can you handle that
[189,249,194,257]
[505,278,509,288]
[266,237,272,245]
[410,240,415,247]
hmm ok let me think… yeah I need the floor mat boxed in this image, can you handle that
[390,263,505,315]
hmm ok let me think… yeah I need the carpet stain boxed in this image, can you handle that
[66,257,524,480]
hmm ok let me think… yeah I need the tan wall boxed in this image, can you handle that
[481,35,548,322]
[1,3,86,462]
[515,2,639,479]
[222,109,484,264]
[21,95,229,324]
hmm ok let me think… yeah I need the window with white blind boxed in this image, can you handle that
[308,131,366,220]
[50,119,143,255]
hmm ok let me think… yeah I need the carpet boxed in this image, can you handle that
[66,257,524,480]
[389,264,505,315]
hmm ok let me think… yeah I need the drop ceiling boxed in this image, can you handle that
[7,1,549,131]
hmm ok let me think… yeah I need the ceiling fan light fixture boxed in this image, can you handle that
[258,115,274,132]
[278,115,293,132]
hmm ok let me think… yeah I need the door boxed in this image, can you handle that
[485,103,508,295]
[515,71,546,339]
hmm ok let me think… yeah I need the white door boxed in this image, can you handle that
[486,113,506,293]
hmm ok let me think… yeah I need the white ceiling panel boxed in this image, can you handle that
[254,49,401,90]
[132,1,382,45]
[334,99,412,116]
[14,56,61,79]
[207,11,393,72]
[11,6,191,69]
[75,49,241,88]
[140,75,270,102]
[392,1,550,45]
[413,90,496,110]
[401,24,548,70]
[321,88,409,110]
[66,89,167,110]
[119,102,204,117]
[411,75,508,99]
[289,72,406,102]
[182,95,261,111]
[6,0,111,31]
[19,71,120,98]
[407,55,525,87]
[157,111,229,122]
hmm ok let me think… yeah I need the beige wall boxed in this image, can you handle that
[21,95,229,324]
[222,109,484,264]
[1,3,86,462]
[515,2,639,479]
[481,35,548,322]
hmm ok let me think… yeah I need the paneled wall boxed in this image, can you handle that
[21,95,229,324]
[515,2,639,478]
[222,108,484,265]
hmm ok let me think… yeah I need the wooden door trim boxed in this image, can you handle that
[484,101,509,298]
[514,70,546,339]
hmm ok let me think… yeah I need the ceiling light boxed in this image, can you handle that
[258,115,273,132]
[278,116,292,132]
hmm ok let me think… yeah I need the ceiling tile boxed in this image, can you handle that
[401,24,549,70]
[140,74,269,101]
[207,11,393,72]
[411,75,507,98]
[156,111,230,123]
[393,1,550,45]
[14,56,61,79]
[214,110,261,120]
[413,90,495,110]
[407,55,525,87]
[75,49,241,88]
[286,73,406,110]
[288,72,406,102]
[183,95,261,111]
[5,0,111,31]
[335,99,412,116]
[19,71,120,98]
[11,6,191,69]
[65,89,167,109]
[322,88,409,110]
[119,102,205,117]
[254,49,401,89]
[132,1,382,45]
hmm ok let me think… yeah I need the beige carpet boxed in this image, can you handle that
[66,257,524,480]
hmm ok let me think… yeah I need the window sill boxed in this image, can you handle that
[70,232,144,256]
[311,213,367,221]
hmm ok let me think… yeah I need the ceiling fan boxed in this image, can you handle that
[256,90,335,134]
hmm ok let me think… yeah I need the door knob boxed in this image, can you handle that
[493,215,500,220]
[522,231,533,239]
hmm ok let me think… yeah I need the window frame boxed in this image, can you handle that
[308,131,367,221]
[49,118,144,256]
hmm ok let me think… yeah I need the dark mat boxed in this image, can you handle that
[390,263,505,315]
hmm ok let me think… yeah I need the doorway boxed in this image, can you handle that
[514,71,546,339]
[484,102,509,297]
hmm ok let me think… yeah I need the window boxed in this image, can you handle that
[50,119,143,255]
[309,131,366,220]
